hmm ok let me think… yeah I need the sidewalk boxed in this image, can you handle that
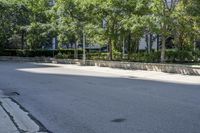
[0,106,19,133]
[0,91,19,133]
[0,91,47,133]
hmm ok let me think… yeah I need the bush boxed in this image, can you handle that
[1,49,200,63]
[192,50,200,62]
[55,52,69,59]
[113,50,122,61]
[0,49,83,58]
[87,52,109,60]
[129,52,160,63]
[165,50,195,63]
[165,51,177,62]
[176,51,194,62]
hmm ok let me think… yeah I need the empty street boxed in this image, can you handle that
[0,62,200,133]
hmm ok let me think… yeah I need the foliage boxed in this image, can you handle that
[55,52,69,59]
[1,49,199,63]
[0,0,200,63]
[87,53,109,60]
[0,49,82,58]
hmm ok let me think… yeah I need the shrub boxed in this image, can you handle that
[146,52,160,63]
[0,49,83,58]
[87,52,109,60]
[165,50,197,63]
[55,52,69,59]
[129,52,160,63]
[192,50,200,62]
[165,51,177,62]
[113,50,122,61]
[1,49,199,63]
[176,51,194,62]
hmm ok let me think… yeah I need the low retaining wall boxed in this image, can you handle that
[0,56,200,76]
[0,56,52,63]
[85,60,200,75]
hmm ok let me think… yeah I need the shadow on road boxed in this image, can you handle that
[0,62,200,133]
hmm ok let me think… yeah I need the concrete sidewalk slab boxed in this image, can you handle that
[0,90,48,133]
[1,98,41,132]
[0,90,18,133]
[0,104,19,133]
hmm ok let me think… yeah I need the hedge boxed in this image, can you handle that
[87,50,200,63]
[0,49,200,63]
[0,49,83,59]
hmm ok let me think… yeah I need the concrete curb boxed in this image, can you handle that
[0,56,200,76]
[0,90,19,133]
[0,90,50,133]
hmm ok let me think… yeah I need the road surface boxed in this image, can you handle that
[0,61,200,133]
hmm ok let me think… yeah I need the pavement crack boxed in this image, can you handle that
[10,98,52,133]
[0,101,26,133]
[10,97,52,133]
[0,97,52,133]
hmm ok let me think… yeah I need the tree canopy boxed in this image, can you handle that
[0,0,199,62]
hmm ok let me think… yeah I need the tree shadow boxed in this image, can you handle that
[0,62,200,133]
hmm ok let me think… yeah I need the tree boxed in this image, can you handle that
[24,0,52,49]
[121,0,150,56]
[0,0,14,48]
[171,1,194,50]
[53,0,85,58]
[185,0,200,49]
[149,0,180,62]
[0,0,52,49]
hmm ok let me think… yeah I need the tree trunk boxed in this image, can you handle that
[122,35,125,59]
[156,35,160,51]
[193,38,196,51]
[82,32,86,64]
[21,31,25,49]
[146,34,150,53]
[108,37,112,60]
[161,36,166,63]
[127,32,131,60]
[150,33,153,52]
[74,40,78,59]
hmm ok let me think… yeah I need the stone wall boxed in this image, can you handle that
[84,60,200,75]
[0,56,200,75]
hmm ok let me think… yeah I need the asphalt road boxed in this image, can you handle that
[0,62,200,133]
